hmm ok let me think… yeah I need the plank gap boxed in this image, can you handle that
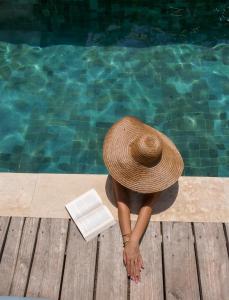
[191,222,203,300]
[58,218,71,300]
[222,223,229,259]
[160,222,166,300]
[24,217,41,297]
[92,233,100,300]
[127,276,130,300]
[0,217,12,263]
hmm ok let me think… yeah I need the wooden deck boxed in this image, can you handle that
[0,217,229,300]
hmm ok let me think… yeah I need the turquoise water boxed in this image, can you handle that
[0,41,228,176]
[0,0,229,176]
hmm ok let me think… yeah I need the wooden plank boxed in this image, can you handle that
[60,220,98,300]
[0,217,24,295]
[0,216,10,256]
[26,218,68,300]
[130,221,163,300]
[163,221,200,300]
[194,222,229,300]
[10,217,40,296]
[95,223,128,300]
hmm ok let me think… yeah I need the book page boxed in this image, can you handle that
[76,204,114,237]
[85,219,116,242]
[65,188,102,220]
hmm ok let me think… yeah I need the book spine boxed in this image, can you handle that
[77,201,103,224]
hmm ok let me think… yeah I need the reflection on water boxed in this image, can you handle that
[0,41,228,176]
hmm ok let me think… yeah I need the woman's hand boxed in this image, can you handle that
[123,239,144,283]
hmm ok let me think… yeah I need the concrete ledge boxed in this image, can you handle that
[0,172,228,222]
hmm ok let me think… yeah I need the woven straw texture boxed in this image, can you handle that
[103,116,184,193]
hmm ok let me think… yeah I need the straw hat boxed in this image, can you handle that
[103,116,184,193]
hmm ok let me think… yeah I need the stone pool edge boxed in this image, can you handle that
[0,172,228,222]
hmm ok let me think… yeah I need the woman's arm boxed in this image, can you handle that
[130,192,161,243]
[112,177,132,239]
[124,192,161,283]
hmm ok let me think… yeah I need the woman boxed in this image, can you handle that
[102,116,184,284]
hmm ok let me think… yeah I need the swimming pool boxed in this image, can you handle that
[0,1,228,176]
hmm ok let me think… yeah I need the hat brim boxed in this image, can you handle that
[103,116,184,193]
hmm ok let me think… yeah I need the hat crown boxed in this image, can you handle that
[130,134,162,167]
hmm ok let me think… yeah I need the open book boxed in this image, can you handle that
[65,188,116,241]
